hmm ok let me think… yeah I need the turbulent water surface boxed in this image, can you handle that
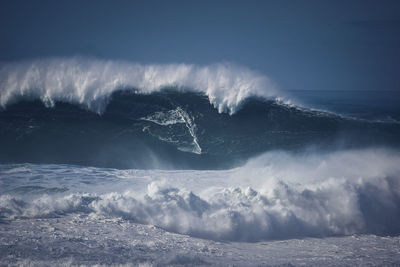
[1,58,400,266]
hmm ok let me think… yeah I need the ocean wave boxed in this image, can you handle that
[0,57,280,114]
[1,149,399,241]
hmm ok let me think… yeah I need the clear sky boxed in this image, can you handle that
[1,0,399,91]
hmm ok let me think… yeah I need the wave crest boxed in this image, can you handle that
[0,57,279,114]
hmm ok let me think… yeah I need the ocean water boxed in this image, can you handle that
[0,58,400,266]
[290,89,400,122]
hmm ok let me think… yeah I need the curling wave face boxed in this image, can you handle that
[1,89,400,169]
[1,149,399,241]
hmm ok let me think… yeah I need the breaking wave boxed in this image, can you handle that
[1,57,399,169]
[0,57,280,114]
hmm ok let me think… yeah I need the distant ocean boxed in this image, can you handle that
[1,58,400,266]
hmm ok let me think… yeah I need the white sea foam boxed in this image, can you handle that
[1,148,399,241]
[0,57,279,114]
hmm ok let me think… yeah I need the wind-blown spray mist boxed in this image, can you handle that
[0,57,279,114]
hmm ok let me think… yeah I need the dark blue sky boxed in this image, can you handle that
[1,0,399,91]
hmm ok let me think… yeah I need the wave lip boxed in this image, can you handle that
[0,57,279,114]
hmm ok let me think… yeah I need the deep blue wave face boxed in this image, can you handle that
[0,89,400,169]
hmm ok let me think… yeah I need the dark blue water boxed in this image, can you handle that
[0,89,399,169]
[289,90,400,122]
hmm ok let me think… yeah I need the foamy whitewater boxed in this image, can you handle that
[0,57,279,114]
[1,58,400,266]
